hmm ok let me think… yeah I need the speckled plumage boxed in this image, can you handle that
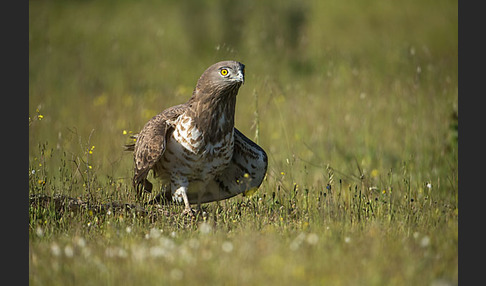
[125,61,267,214]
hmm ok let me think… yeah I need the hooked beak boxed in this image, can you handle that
[237,63,245,84]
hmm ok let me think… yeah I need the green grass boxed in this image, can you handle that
[29,0,458,285]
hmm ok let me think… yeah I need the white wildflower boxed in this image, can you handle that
[149,246,166,258]
[188,238,199,250]
[420,236,430,248]
[290,232,306,251]
[170,268,183,280]
[222,241,234,253]
[159,237,175,250]
[75,237,86,248]
[35,226,43,237]
[64,245,74,258]
[149,228,161,239]
[50,243,61,256]
[413,232,420,239]
[306,233,319,245]
[199,222,212,234]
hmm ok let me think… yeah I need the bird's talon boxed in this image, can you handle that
[182,208,196,217]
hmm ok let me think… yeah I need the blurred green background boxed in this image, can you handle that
[29,1,458,284]
[29,0,457,198]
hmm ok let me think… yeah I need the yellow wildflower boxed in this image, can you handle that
[371,169,379,178]
[243,188,257,197]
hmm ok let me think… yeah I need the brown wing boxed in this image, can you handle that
[187,128,268,204]
[131,104,187,192]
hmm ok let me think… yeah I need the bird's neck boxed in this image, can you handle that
[188,88,238,144]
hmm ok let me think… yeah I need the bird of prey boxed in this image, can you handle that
[125,61,268,215]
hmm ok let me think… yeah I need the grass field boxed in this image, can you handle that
[29,0,458,285]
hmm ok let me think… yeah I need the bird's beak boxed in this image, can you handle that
[237,68,245,84]
[238,71,245,84]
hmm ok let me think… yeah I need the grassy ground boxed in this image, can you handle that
[29,0,458,285]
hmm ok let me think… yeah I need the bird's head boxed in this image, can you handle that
[193,61,245,97]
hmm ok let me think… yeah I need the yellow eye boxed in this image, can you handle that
[220,69,229,76]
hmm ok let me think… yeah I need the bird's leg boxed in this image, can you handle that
[182,195,194,216]
[135,178,152,197]
[146,184,172,205]
[135,179,152,204]
[143,179,153,193]
[173,185,195,216]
